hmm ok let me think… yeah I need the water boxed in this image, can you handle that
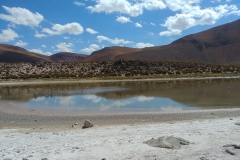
[0,78,240,113]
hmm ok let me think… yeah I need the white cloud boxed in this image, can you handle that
[81,44,100,53]
[97,35,133,45]
[135,42,154,48]
[29,49,52,56]
[35,31,47,38]
[87,0,166,17]
[15,40,28,47]
[55,42,73,52]
[160,1,240,36]
[74,1,85,6]
[86,28,98,34]
[150,22,156,26]
[0,28,19,42]
[41,45,46,48]
[135,22,142,28]
[42,22,84,35]
[0,6,43,27]
[116,16,131,23]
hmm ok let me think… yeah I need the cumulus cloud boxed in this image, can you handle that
[97,35,133,45]
[135,42,154,48]
[29,48,52,56]
[0,6,43,27]
[87,0,166,17]
[81,44,99,53]
[116,16,131,23]
[74,1,85,6]
[135,22,142,28]
[86,28,98,34]
[42,22,84,35]
[35,31,47,38]
[160,1,240,36]
[41,45,46,48]
[55,42,74,52]
[0,28,19,42]
[15,40,28,47]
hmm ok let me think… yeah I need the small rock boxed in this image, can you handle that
[225,149,235,155]
[223,144,237,147]
[102,158,106,160]
[82,120,94,129]
[22,158,28,160]
[41,158,48,160]
[74,123,79,125]
[234,145,240,149]
[200,157,208,160]
[235,122,240,126]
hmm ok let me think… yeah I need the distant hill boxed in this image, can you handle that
[117,19,240,64]
[49,52,88,62]
[0,44,88,63]
[84,46,141,62]
[0,44,51,62]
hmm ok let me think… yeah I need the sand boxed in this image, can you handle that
[0,101,240,159]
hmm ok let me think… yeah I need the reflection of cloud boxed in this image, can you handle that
[83,94,102,103]
[100,100,132,111]
[33,97,45,101]
[59,96,75,106]
[136,96,154,102]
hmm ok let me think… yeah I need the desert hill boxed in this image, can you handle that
[117,19,240,64]
[84,46,141,62]
[0,44,52,62]
[49,52,88,62]
[0,44,88,63]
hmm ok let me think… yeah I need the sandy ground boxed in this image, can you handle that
[1,76,240,86]
[0,116,240,160]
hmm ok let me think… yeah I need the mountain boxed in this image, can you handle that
[49,52,88,62]
[0,44,51,62]
[117,19,240,64]
[84,46,141,62]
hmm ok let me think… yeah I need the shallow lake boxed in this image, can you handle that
[0,78,240,113]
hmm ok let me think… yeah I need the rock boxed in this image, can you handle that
[82,120,94,129]
[200,157,209,160]
[102,158,106,160]
[143,136,189,149]
[234,145,240,149]
[223,144,237,147]
[22,158,28,160]
[41,158,48,160]
[235,122,240,126]
[225,149,235,155]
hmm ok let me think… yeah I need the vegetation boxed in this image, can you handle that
[0,60,239,80]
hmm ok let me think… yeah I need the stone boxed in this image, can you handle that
[235,122,240,126]
[41,158,48,160]
[143,136,189,149]
[223,144,237,147]
[234,145,240,149]
[82,120,94,129]
[225,149,235,155]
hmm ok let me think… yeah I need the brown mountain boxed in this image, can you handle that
[84,46,141,62]
[117,19,240,64]
[0,44,51,62]
[49,52,88,62]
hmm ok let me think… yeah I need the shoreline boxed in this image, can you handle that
[0,75,240,86]
[1,100,240,130]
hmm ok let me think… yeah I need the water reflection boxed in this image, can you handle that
[1,78,240,112]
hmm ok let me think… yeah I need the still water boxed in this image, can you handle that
[0,78,240,113]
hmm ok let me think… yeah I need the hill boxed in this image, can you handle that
[49,52,88,62]
[0,44,51,62]
[117,19,240,64]
[84,46,141,62]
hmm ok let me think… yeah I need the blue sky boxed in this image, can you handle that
[0,0,240,56]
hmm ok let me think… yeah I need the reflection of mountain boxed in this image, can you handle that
[96,79,240,107]
[0,79,240,107]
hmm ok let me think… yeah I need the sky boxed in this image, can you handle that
[0,0,240,56]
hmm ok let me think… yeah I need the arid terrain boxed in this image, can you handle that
[0,60,239,79]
